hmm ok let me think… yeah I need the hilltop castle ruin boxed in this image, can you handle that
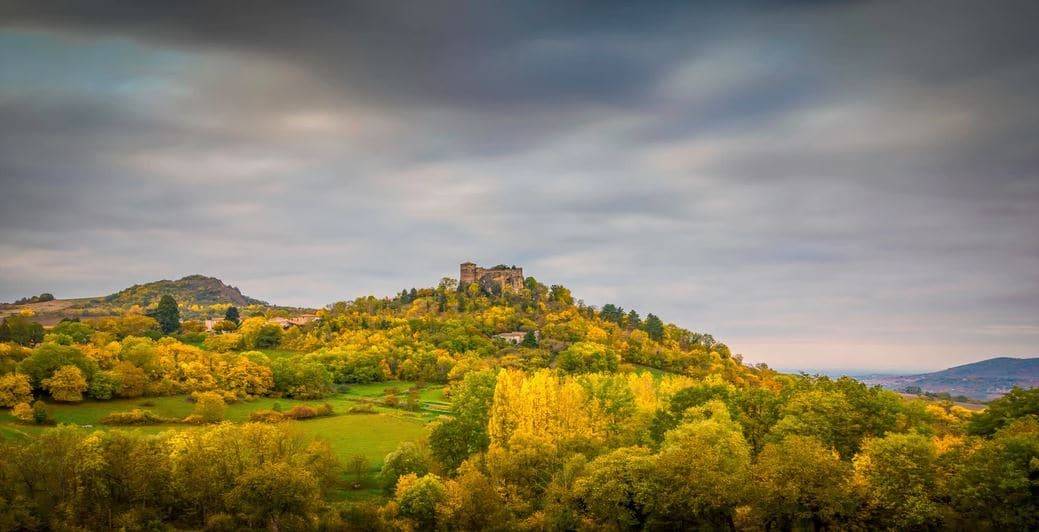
[460,262,524,292]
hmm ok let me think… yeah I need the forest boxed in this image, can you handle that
[0,276,1036,530]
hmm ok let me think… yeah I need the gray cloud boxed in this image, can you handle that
[1,0,1037,372]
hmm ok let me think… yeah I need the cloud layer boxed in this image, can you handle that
[2,1,1037,372]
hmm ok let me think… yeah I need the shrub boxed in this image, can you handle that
[100,409,172,425]
[251,403,333,422]
[11,402,32,422]
[349,403,376,414]
[286,405,318,419]
[31,400,49,424]
[191,391,227,423]
[384,394,400,407]
[249,410,286,423]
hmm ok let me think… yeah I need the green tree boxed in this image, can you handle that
[947,418,1039,528]
[549,285,573,305]
[643,313,665,341]
[600,304,624,324]
[649,401,751,529]
[380,442,431,492]
[223,306,240,323]
[521,330,539,348]
[0,316,44,346]
[625,309,641,330]
[394,473,447,530]
[18,343,97,389]
[225,463,321,530]
[429,370,497,470]
[751,435,856,530]
[574,446,657,529]
[967,387,1039,436]
[152,295,181,334]
[769,389,862,458]
[50,320,93,344]
[854,432,942,528]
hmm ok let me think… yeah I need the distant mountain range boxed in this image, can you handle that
[859,357,1039,401]
[1,275,283,324]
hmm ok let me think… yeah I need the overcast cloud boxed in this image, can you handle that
[1,1,1037,372]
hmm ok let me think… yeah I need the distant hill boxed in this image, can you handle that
[103,275,267,307]
[0,275,277,325]
[859,357,1039,401]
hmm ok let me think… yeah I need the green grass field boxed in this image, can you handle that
[0,380,443,471]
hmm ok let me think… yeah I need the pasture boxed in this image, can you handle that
[0,380,445,471]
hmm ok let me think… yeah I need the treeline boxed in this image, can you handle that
[1,371,1034,530]
[0,423,341,530]
[8,293,54,305]
[378,371,1038,530]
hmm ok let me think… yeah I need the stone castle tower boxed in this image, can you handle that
[460,262,525,292]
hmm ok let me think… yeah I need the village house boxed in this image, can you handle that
[270,314,320,329]
[494,331,538,344]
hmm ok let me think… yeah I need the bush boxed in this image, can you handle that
[285,403,334,420]
[191,391,227,423]
[31,400,49,424]
[100,409,172,425]
[11,402,32,422]
[249,410,286,423]
[349,403,376,414]
[286,405,318,419]
[251,403,333,423]
[384,394,400,407]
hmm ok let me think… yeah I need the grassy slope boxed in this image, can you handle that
[0,381,438,470]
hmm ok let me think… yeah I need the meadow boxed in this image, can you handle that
[0,380,441,473]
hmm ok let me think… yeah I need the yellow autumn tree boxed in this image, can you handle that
[43,365,88,402]
[0,373,33,407]
[487,369,597,449]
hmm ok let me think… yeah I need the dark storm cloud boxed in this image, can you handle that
[1,0,1038,371]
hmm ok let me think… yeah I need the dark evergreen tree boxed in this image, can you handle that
[521,330,539,348]
[626,309,641,330]
[224,306,240,323]
[153,295,181,335]
[644,313,665,341]
[600,304,624,324]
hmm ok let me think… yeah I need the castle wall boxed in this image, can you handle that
[460,263,524,292]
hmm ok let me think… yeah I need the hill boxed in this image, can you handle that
[859,356,1039,401]
[0,275,275,324]
[102,274,267,307]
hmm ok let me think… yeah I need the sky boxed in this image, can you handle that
[1,1,1037,373]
